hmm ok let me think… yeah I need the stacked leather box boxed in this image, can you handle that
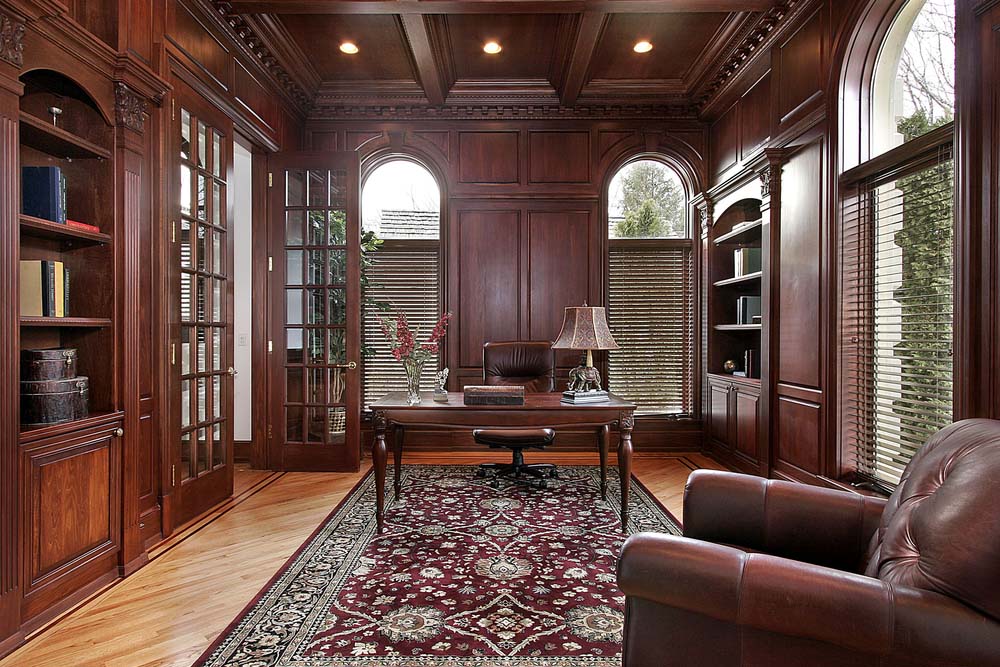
[21,348,89,427]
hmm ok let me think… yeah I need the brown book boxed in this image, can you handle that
[463,385,525,406]
[19,260,44,317]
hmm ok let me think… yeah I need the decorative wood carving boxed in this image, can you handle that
[758,168,771,196]
[115,84,148,133]
[0,13,24,67]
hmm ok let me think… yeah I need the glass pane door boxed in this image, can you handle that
[172,80,235,524]
[269,153,360,471]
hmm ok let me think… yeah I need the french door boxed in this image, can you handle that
[267,152,361,471]
[171,78,235,524]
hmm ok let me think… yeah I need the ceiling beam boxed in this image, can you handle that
[399,14,448,105]
[230,1,776,15]
[559,12,606,106]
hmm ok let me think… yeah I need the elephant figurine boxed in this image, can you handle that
[567,365,602,392]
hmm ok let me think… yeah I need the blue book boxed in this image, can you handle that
[22,166,66,223]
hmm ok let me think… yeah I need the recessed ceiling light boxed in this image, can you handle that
[340,42,359,55]
[633,41,653,54]
[483,41,502,55]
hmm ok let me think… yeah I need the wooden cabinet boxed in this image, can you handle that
[19,416,123,622]
[706,374,762,474]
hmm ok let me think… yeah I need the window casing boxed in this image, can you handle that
[840,0,955,488]
[606,159,694,416]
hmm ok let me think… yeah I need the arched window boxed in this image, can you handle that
[361,159,441,406]
[606,159,693,415]
[840,0,954,488]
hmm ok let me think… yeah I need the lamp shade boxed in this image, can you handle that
[551,305,620,350]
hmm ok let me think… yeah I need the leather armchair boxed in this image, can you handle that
[617,419,1000,666]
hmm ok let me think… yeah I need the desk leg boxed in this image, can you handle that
[598,425,609,501]
[393,425,404,500]
[373,411,388,534]
[618,412,634,531]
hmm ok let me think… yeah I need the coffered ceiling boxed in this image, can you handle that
[221,0,780,114]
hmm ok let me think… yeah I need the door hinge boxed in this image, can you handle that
[171,464,176,486]
[170,343,176,366]
[268,340,273,353]
[268,172,273,187]
[268,424,273,440]
[171,98,175,122]
[268,256,273,272]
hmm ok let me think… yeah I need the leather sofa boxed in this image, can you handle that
[617,418,1000,666]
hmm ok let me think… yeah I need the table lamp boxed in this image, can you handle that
[551,303,620,404]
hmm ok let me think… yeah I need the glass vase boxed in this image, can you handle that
[404,358,424,405]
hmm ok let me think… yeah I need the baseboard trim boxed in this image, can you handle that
[234,439,252,463]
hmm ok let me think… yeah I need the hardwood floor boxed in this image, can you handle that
[0,453,721,667]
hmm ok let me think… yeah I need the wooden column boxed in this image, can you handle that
[114,82,150,574]
[0,10,23,653]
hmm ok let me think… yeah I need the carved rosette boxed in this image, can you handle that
[0,13,25,67]
[373,410,388,433]
[115,83,148,133]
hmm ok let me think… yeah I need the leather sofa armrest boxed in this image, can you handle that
[682,469,887,570]
[618,533,1000,666]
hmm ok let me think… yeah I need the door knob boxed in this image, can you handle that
[114,428,124,437]
[228,367,239,376]
[332,361,358,370]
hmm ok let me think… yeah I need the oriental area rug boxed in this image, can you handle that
[196,465,681,667]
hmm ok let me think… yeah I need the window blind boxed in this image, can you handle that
[363,241,440,407]
[840,146,954,487]
[608,240,694,415]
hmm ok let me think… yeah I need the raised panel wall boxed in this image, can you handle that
[458,132,519,183]
[528,131,590,183]
[456,209,522,367]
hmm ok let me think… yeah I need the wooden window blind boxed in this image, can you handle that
[840,139,954,487]
[608,239,695,415]
[363,240,440,406]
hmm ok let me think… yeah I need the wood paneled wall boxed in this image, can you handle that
[703,0,835,485]
[307,119,707,451]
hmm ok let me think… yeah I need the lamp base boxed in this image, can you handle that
[561,389,610,405]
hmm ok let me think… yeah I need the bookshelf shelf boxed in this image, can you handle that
[713,219,762,245]
[19,112,112,160]
[20,316,112,328]
[714,271,762,287]
[714,323,762,331]
[20,214,111,246]
[19,410,123,443]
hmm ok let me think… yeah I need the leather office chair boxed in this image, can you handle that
[474,341,558,489]
[616,418,1000,666]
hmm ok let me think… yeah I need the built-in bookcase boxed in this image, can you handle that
[708,198,763,381]
[17,71,115,435]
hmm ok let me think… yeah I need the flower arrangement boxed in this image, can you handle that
[377,311,452,403]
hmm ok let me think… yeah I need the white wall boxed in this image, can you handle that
[233,138,253,442]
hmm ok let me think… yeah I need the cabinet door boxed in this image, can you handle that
[21,421,122,621]
[734,387,760,461]
[708,381,731,446]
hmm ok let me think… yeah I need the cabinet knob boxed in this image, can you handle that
[114,428,124,437]
[227,366,239,376]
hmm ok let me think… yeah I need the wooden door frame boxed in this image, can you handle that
[266,152,362,472]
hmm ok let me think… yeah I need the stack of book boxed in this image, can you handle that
[734,247,762,276]
[737,295,762,324]
[22,166,67,224]
[20,260,70,317]
[561,390,610,405]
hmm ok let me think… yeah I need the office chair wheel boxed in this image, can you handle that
[477,468,487,478]
[491,479,501,489]
[550,470,559,479]
[537,479,548,489]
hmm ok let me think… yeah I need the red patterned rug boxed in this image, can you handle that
[196,465,680,666]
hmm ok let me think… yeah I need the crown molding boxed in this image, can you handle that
[693,0,809,114]
[307,102,699,121]
[210,1,313,114]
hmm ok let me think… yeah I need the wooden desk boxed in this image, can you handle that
[369,391,637,534]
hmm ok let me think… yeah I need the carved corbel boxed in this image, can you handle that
[0,13,25,67]
[115,83,148,133]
